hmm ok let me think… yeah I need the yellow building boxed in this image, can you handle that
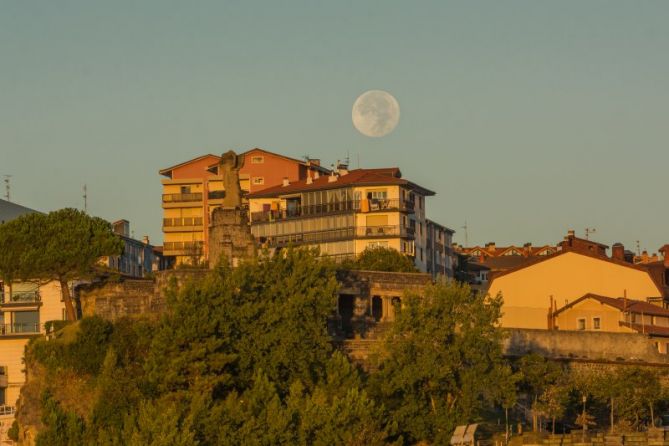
[247,167,449,273]
[487,250,663,329]
[0,281,66,443]
[553,293,669,354]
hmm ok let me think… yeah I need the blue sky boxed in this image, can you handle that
[2,1,668,253]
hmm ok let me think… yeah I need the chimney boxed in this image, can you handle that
[485,242,496,253]
[112,220,130,238]
[336,162,349,176]
[306,176,313,185]
[612,243,625,261]
[524,242,532,256]
[142,236,150,245]
[282,177,290,187]
[567,229,575,238]
[314,171,320,179]
[660,245,669,268]
[328,172,338,183]
[309,158,320,167]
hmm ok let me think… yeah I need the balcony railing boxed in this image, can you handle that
[163,241,205,255]
[251,199,414,222]
[163,217,204,227]
[255,225,414,248]
[162,193,203,203]
[0,405,16,416]
[356,225,414,239]
[0,323,40,336]
[0,291,40,305]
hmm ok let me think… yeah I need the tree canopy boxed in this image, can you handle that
[0,208,123,320]
[349,246,418,273]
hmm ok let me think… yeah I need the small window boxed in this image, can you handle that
[251,156,264,164]
[252,177,264,185]
[577,318,586,331]
[593,317,601,330]
[180,186,191,194]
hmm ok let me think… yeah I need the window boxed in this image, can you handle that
[0,386,5,405]
[12,310,39,333]
[251,156,264,164]
[577,318,586,330]
[593,317,601,330]
[180,185,191,194]
[252,177,264,185]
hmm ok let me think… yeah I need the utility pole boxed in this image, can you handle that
[3,175,11,202]
[82,184,88,213]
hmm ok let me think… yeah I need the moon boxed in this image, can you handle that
[352,90,400,137]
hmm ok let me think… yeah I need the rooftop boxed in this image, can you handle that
[247,167,435,198]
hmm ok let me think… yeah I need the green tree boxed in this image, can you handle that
[517,353,563,431]
[0,208,123,320]
[351,246,417,273]
[371,282,516,444]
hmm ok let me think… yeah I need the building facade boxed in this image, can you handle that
[247,167,454,275]
[159,148,327,265]
[552,293,669,354]
[105,219,163,278]
[425,220,455,278]
[0,281,66,443]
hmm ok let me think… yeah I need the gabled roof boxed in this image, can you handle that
[620,321,669,337]
[159,154,221,178]
[247,168,435,198]
[491,249,654,281]
[554,293,669,318]
[0,199,41,223]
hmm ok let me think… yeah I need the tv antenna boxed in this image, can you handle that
[82,184,88,213]
[3,175,11,202]
[636,240,641,256]
[462,220,469,247]
[585,227,596,240]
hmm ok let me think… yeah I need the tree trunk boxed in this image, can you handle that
[610,398,614,432]
[533,395,538,432]
[60,279,76,321]
[552,416,556,435]
[650,402,655,428]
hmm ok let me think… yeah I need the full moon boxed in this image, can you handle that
[352,90,400,137]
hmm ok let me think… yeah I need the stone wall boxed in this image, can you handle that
[208,208,255,268]
[504,328,669,365]
[78,269,209,321]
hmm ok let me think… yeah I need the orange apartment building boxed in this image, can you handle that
[159,148,328,264]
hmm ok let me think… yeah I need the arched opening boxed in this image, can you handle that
[372,296,383,322]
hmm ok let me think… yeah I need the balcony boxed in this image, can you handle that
[0,405,16,417]
[208,190,226,200]
[251,199,414,223]
[162,241,204,256]
[162,217,204,232]
[0,323,40,336]
[257,227,356,247]
[356,225,415,239]
[163,192,202,208]
[0,291,41,305]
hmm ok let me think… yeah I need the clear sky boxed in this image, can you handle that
[2,1,668,253]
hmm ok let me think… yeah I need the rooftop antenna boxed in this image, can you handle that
[82,184,88,213]
[462,220,469,247]
[636,240,641,256]
[3,175,11,202]
[585,227,596,240]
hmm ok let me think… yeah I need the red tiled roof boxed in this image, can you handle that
[159,154,221,177]
[620,321,669,337]
[247,168,435,198]
[555,293,669,318]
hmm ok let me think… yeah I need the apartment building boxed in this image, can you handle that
[0,281,66,443]
[426,220,455,278]
[159,148,327,265]
[247,166,454,275]
[104,219,164,277]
